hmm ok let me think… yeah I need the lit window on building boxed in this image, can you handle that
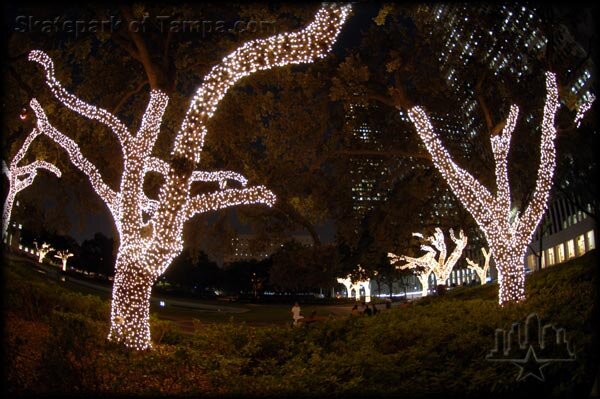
[587,230,596,250]
[547,247,555,266]
[576,235,586,255]
[527,254,536,269]
[567,240,575,259]
[556,243,565,263]
[541,253,546,268]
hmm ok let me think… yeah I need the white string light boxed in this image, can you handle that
[388,228,468,296]
[2,128,61,237]
[406,72,559,305]
[466,247,491,285]
[21,4,351,350]
[574,93,595,128]
[54,249,73,271]
[191,170,248,190]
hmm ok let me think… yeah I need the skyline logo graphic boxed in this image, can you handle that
[486,313,576,381]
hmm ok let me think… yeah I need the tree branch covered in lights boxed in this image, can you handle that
[2,128,61,237]
[573,94,595,128]
[20,3,351,350]
[406,72,560,305]
[54,250,73,272]
[466,247,491,285]
[388,228,467,296]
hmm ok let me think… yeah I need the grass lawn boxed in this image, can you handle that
[3,250,598,397]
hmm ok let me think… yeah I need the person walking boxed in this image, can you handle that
[291,302,304,326]
[351,304,360,317]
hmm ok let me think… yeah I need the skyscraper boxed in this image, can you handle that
[346,104,390,221]
[422,4,594,113]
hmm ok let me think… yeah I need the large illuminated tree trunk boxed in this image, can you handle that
[406,72,559,306]
[108,253,156,348]
[491,242,526,303]
[416,274,430,297]
[21,4,351,350]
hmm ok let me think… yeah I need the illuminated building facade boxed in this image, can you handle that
[347,104,390,221]
[526,198,596,270]
[423,4,594,115]
[224,233,314,264]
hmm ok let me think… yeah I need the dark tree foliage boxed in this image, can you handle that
[79,233,115,275]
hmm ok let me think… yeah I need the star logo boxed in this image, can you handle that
[512,346,550,381]
[486,313,576,382]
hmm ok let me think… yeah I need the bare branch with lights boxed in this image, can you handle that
[28,50,131,147]
[2,128,61,237]
[29,99,120,219]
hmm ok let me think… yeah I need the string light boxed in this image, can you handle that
[406,72,559,305]
[34,241,55,263]
[2,128,61,237]
[466,247,491,285]
[22,4,351,350]
[54,249,73,271]
[388,228,468,296]
[574,93,595,128]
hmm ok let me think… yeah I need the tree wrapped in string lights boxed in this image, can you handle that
[388,228,468,296]
[406,72,559,305]
[54,250,74,272]
[19,4,351,350]
[2,129,61,238]
[34,241,55,263]
[337,266,371,302]
[388,251,433,298]
[466,247,491,285]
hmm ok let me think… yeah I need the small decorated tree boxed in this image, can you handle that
[388,227,468,296]
[466,247,492,285]
[388,251,433,297]
[337,266,371,302]
[54,250,74,272]
[34,241,55,263]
